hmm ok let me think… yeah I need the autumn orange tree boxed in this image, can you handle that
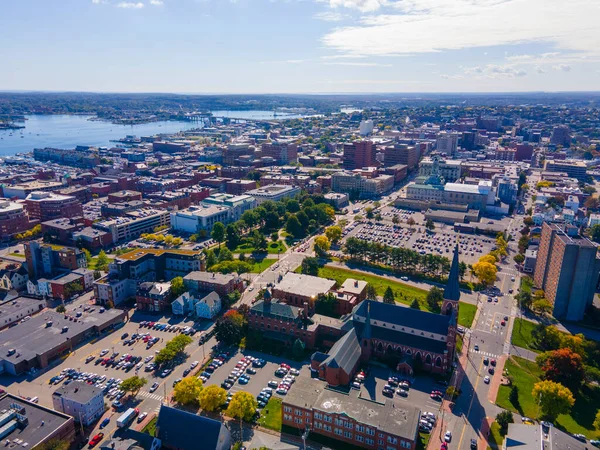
[215,309,247,346]
[536,348,585,391]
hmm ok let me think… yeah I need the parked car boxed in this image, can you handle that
[89,433,104,447]
[99,418,110,429]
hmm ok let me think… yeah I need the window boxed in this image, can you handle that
[344,431,353,439]
[324,425,332,432]
[306,418,310,424]
[315,422,322,429]
[356,425,364,433]
[379,439,385,445]
[284,406,292,413]
[295,418,303,424]
[356,435,364,443]
[388,437,398,444]
[401,441,412,448]
[366,439,375,446]
[388,447,396,450]
[366,428,375,436]
[284,414,292,421]
[335,428,343,436]
[314,412,322,420]
[295,409,302,416]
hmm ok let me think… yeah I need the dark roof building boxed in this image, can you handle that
[156,405,231,450]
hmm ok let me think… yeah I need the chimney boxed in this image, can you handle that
[354,280,358,288]
[303,302,309,318]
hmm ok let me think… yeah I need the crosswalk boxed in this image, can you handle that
[473,351,500,359]
[138,390,163,402]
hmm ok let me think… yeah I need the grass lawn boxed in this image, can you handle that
[487,422,504,450]
[520,276,534,294]
[250,258,277,273]
[8,252,25,258]
[257,397,282,431]
[458,302,477,328]
[511,318,541,352]
[317,266,429,309]
[234,239,287,255]
[497,356,600,439]
[456,335,463,354]
[417,432,431,450]
[142,417,157,436]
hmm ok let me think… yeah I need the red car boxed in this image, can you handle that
[89,432,104,447]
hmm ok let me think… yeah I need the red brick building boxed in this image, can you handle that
[24,192,83,222]
[0,199,30,239]
[343,141,375,170]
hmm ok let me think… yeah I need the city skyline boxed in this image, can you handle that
[1,0,599,93]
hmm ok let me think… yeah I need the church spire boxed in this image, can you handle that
[443,242,461,303]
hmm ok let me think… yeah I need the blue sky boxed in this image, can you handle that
[1,0,599,93]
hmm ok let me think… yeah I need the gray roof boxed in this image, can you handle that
[355,322,449,354]
[200,291,220,308]
[156,405,231,450]
[321,328,361,373]
[53,381,103,403]
[250,300,300,321]
[443,243,461,302]
[274,273,336,298]
[505,424,588,450]
[284,377,421,439]
[353,300,451,336]
[184,271,238,286]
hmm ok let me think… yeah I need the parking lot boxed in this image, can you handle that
[343,219,496,265]
[199,349,308,406]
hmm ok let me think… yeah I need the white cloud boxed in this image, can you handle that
[314,11,348,21]
[150,0,163,4]
[325,0,388,12]
[536,66,546,74]
[117,2,145,8]
[554,64,572,71]
[462,64,527,78]
[320,0,600,58]
[324,61,392,66]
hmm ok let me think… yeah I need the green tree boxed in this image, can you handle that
[93,270,102,280]
[594,410,600,431]
[365,283,377,300]
[425,219,435,230]
[532,380,575,421]
[82,248,92,264]
[301,257,320,276]
[365,207,374,219]
[410,299,420,309]
[226,391,258,423]
[170,276,185,298]
[315,292,337,317]
[120,376,148,398]
[211,222,225,245]
[536,348,585,391]
[325,226,342,243]
[215,310,247,346]
[218,247,234,262]
[383,286,395,304]
[226,223,240,250]
[591,224,600,243]
[56,304,66,313]
[392,215,399,224]
[250,230,267,252]
[426,287,444,311]
[513,254,525,264]
[286,215,304,238]
[96,250,110,271]
[496,410,514,434]
[205,249,217,268]
[532,298,553,315]
[314,236,331,255]
[155,334,192,365]
[199,385,228,411]
[172,376,203,406]
[293,338,305,360]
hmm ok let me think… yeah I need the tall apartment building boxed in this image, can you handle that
[343,141,375,170]
[24,241,87,279]
[514,143,534,161]
[534,223,600,321]
[550,125,571,146]
[436,132,460,156]
[24,191,83,222]
[261,141,298,164]
[0,198,30,239]
[383,144,419,169]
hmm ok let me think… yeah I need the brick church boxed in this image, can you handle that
[311,244,461,386]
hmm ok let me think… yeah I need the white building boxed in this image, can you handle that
[359,120,374,136]
[170,204,230,234]
[247,185,301,204]
[436,132,460,156]
[588,214,600,228]
[172,291,221,319]
[93,208,170,243]
[565,195,579,212]
[52,381,104,426]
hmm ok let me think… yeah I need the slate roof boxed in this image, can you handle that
[321,328,362,374]
[250,300,300,320]
[156,405,231,450]
[354,321,448,354]
[443,243,461,302]
[353,300,451,336]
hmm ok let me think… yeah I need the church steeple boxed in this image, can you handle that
[443,242,461,315]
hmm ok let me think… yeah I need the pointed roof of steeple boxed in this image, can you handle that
[362,300,372,339]
[444,243,461,302]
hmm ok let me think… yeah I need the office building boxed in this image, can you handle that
[0,198,30,239]
[383,144,419,169]
[261,140,298,164]
[544,160,587,181]
[107,190,143,204]
[359,119,374,135]
[495,148,516,161]
[436,132,459,156]
[52,381,104,426]
[343,141,375,170]
[93,208,170,243]
[331,172,394,199]
[0,393,76,447]
[419,158,462,182]
[225,179,256,195]
[246,184,301,204]
[497,178,518,205]
[24,241,87,279]
[550,125,571,146]
[24,191,83,222]
[170,204,230,233]
[514,143,534,161]
[2,180,64,199]
[534,223,600,321]
[33,146,100,168]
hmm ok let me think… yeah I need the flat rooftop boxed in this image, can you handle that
[274,273,336,298]
[53,381,103,403]
[0,393,73,448]
[184,271,237,285]
[0,297,46,319]
[117,248,201,261]
[285,377,421,439]
[0,309,124,366]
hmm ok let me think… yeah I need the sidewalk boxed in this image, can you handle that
[487,355,507,404]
